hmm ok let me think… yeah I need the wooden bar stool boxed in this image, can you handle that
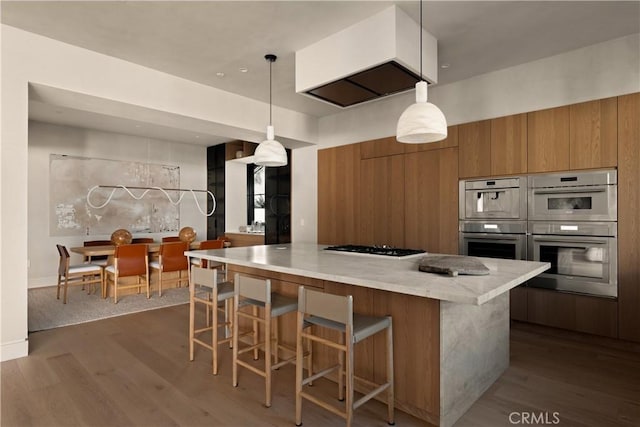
[189,266,234,375]
[295,286,394,427]
[232,273,312,408]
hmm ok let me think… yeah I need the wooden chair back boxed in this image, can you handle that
[114,244,148,277]
[132,237,154,244]
[199,239,225,250]
[162,236,181,243]
[83,240,111,261]
[159,242,189,272]
[56,244,70,275]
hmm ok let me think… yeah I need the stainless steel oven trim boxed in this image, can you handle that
[528,185,617,222]
[460,232,527,260]
[527,232,618,298]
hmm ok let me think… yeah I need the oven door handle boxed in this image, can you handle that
[532,238,607,245]
[533,188,606,195]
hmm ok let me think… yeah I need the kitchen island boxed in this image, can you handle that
[185,243,549,426]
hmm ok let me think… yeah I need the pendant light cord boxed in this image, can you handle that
[269,58,273,126]
[419,0,423,81]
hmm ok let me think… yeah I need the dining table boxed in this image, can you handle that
[70,241,201,258]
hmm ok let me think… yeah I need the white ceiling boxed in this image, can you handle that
[2,1,639,144]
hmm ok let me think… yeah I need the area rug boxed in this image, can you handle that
[28,285,190,332]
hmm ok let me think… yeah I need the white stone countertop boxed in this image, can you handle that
[185,243,549,305]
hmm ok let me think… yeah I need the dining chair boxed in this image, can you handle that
[104,244,150,303]
[191,239,226,274]
[294,286,394,427]
[82,240,111,266]
[56,244,104,304]
[132,237,155,244]
[149,241,189,297]
[162,236,181,243]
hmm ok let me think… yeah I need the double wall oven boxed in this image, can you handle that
[459,169,618,298]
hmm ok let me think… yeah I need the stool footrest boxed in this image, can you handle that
[303,364,340,386]
[299,391,347,420]
[353,383,391,410]
[235,359,267,378]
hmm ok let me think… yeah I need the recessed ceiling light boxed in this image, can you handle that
[195,135,200,138]
[216,72,225,78]
[135,125,141,128]
[441,63,450,69]
[239,67,249,73]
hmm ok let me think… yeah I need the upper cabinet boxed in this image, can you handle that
[360,136,405,159]
[491,113,527,176]
[458,120,491,178]
[527,106,570,173]
[317,144,361,245]
[569,97,618,170]
[404,125,459,153]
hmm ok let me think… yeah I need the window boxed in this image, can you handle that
[247,164,265,225]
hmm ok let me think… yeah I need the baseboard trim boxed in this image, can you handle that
[1,338,29,361]
[29,276,57,289]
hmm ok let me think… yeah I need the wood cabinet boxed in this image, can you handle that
[527,106,570,173]
[510,287,528,322]
[224,232,264,247]
[317,144,361,245]
[360,136,405,159]
[617,92,640,342]
[225,140,257,161]
[359,155,405,247]
[526,288,618,338]
[458,120,491,178]
[404,147,459,254]
[569,97,618,170]
[491,113,527,176]
[404,125,459,153]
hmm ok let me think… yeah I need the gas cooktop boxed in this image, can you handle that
[324,245,426,259]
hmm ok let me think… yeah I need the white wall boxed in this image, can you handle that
[0,24,317,361]
[291,145,318,243]
[27,121,208,288]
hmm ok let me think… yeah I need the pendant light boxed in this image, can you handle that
[254,54,288,167]
[396,0,447,143]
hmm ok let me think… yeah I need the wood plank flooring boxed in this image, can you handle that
[2,304,639,427]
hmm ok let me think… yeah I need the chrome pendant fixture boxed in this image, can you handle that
[396,0,447,144]
[254,54,288,167]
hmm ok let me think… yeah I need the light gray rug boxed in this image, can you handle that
[28,285,190,332]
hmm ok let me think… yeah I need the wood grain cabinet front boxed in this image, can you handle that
[458,120,491,178]
[491,113,528,176]
[527,106,570,173]
[569,97,618,170]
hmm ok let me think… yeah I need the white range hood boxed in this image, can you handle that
[295,6,438,108]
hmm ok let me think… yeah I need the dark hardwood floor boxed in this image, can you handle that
[2,304,639,426]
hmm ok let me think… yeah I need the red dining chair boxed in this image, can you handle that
[104,244,150,303]
[149,241,189,296]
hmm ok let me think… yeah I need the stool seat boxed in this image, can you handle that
[239,293,298,317]
[305,313,391,344]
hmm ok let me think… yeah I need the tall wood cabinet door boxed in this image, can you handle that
[570,97,618,170]
[360,155,405,248]
[458,120,491,178]
[404,125,459,153]
[360,136,406,159]
[618,92,640,343]
[527,106,570,173]
[491,113,527,176]
[405,147,459,254]
[317,144,361,245]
